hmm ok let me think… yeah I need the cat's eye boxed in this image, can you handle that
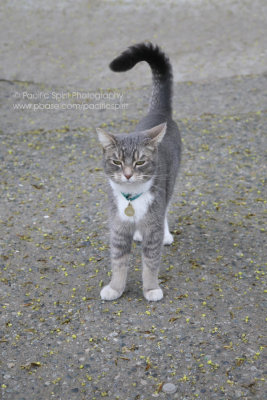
[135,160,146,166]
[112,160,122,166]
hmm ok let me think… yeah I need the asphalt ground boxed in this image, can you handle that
[0,1,267,399]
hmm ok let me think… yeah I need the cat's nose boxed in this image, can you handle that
[124,172,133,180]
[123,167,133,180]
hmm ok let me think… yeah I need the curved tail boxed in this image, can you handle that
[109,42,173,116]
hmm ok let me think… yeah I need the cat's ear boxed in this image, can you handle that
[96,128,117,149]
[143,122,167,146]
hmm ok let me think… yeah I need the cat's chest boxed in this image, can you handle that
[109,180,154,223]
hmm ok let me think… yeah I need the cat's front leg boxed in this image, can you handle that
[100,222,133,301]
[142,225,164,301]
[100,255,129,300]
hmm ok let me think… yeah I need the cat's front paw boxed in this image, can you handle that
[100,285,122,301]
[144,288,163,301]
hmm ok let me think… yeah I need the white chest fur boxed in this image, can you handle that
[109,179,154,223]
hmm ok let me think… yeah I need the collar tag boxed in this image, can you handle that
[124,202,135,216]
[121,192,143,217]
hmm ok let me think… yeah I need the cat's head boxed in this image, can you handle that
[97,123,166,185]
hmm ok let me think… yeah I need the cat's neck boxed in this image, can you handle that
[109,178,154,197]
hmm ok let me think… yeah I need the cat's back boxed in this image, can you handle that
[135,112,181,162]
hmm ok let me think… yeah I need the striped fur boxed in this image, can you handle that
[98,42,181,301]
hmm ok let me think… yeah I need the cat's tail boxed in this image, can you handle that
[109,42,173,116]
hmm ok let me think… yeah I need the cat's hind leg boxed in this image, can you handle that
[133,230,143,242]
[135,219,173,245]
[163,217,174,245]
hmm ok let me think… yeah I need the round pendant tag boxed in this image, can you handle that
[124,202,135,216]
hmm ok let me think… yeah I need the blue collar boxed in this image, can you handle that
[121,192,143,202]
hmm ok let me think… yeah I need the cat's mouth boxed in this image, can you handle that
[119,173,137,184]
[122,177,135,184]
[120,175,151,184]
[111,172,150,185]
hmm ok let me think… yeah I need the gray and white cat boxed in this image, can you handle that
[97,42,181,301]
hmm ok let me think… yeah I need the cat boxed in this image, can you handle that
[97,42,181,301]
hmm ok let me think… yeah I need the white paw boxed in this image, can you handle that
[100,285,122,301]
[144,288,163,301]
[163,232,174,245]
[133,230,143,242]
